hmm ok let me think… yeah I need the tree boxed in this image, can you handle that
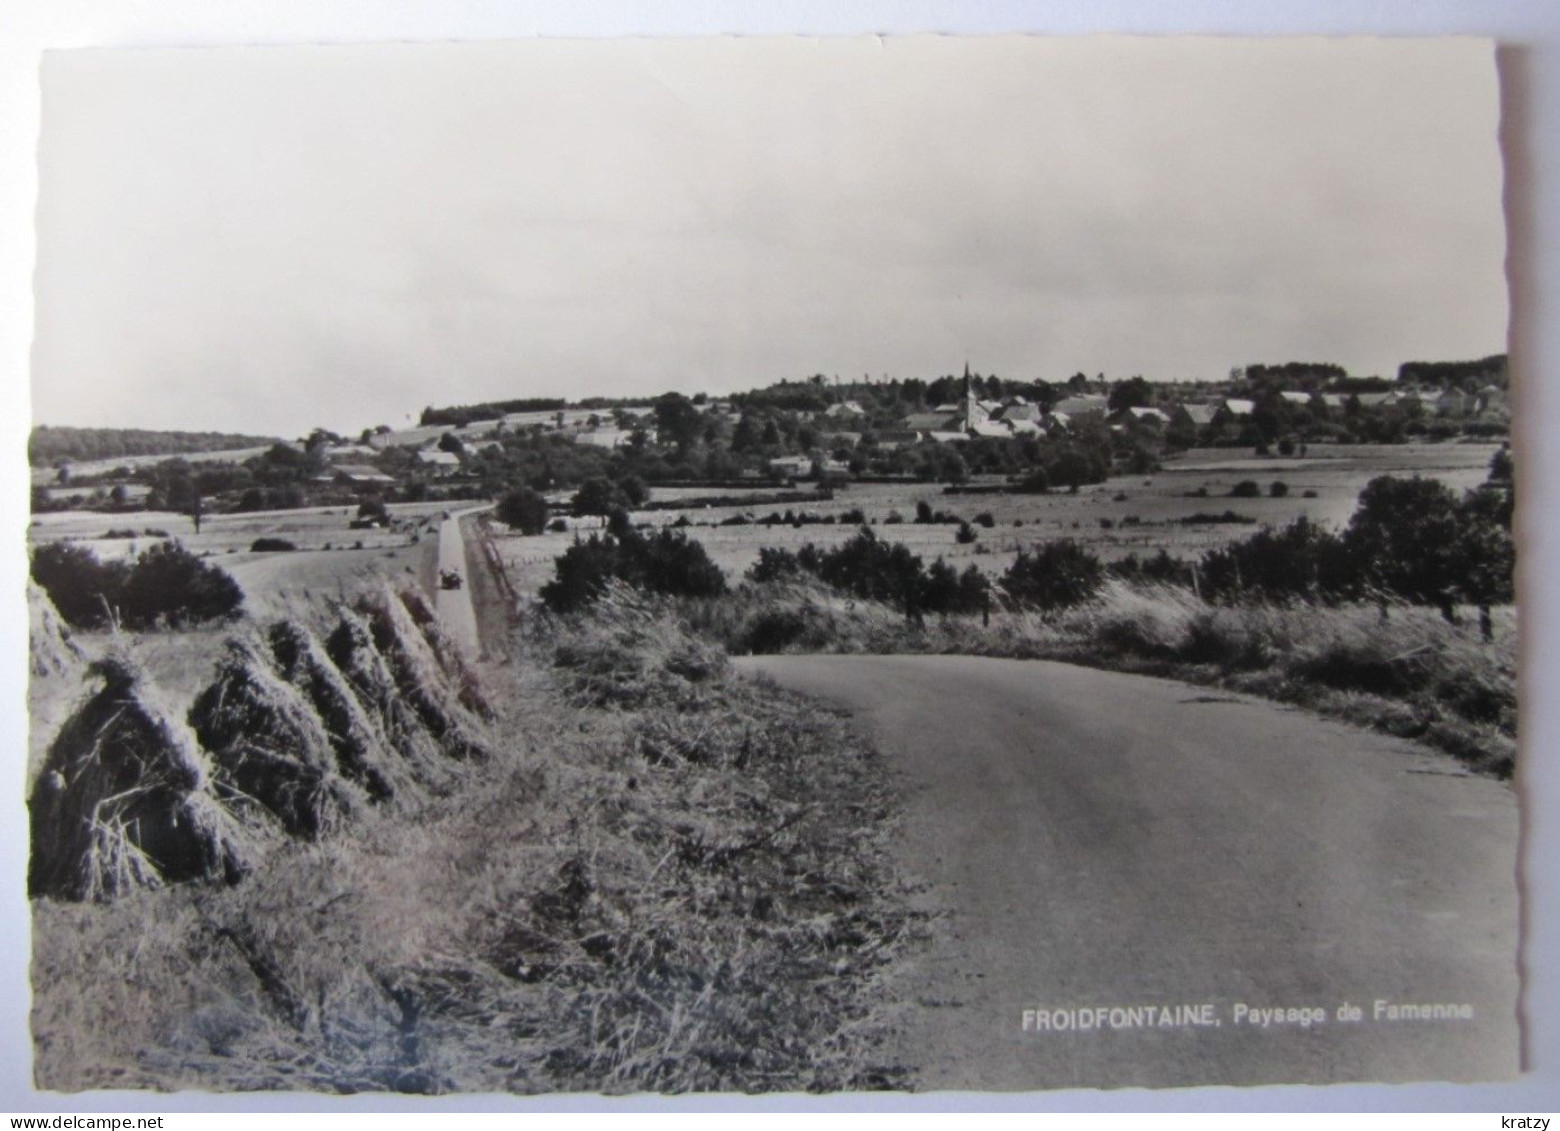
[572,477,629,517]
[496,486,549,534]
[617,474,650,508]
[1107,376,1153,413]
[1344,476,1469,622]
[654,392,704,451]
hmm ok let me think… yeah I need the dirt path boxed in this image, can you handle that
[736,653,1520,1091]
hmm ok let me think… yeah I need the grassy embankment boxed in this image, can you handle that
[681,578,1518,778]
[31,589,916,1093]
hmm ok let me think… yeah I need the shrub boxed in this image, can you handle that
[815,528,924,608]
[540,528,727,612]
[840,508,867,525]
[747,546,803,584]
[1001,540,1104,610]
[357,498,389,522]
[31,542,129,629]
[1269,481,1290,498]
[1198,516,1357,603]
[548,518,569,533]
[102,529,138,540]
[1016,468,1051,494]
[955,521,978,544]
[249,538,297,553]
[921,559,990,614]
[974,512,995,528]
[1229,480,1262,498]
[118,542,245,629]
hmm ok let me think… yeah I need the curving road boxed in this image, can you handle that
[735,654,1520,1091]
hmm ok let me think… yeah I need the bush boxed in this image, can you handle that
[496,485,550,534]
[1198,516,1357,603]
[1016,468,1051,494]
[540,528,727,612]
[31,542,129,628]
[249,538,297,552]
[356,498,389,522]
[974,512,995,528]
[955,521,978,544]
[117,542,245,628]
[548,518,569,533]
[921,559,990,614]
[1269,481,1290,498]
[1001,540,1104,610]
[1229,480,1262,498]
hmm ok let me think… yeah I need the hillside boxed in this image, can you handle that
[30,425,284,468]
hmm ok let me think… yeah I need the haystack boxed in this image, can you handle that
[29,656,251,902]
[396,588,494,719]
[355,589,494,762]
[189,634,367,839]
[267,619,422,806]
[324,606,459,789]
[28,580,84,679]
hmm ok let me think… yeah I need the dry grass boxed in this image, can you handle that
[189,634,369,839]
[29,655,258,903]
[32,590,918,1093]
[685,577,1518,777]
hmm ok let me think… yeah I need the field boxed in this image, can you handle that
[27,501,458,618]
[492,441,1504,595]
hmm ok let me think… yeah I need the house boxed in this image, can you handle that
[1050,394,1109,417]
[1220,398,1256,417]
[768,455,815,478]
[1173,403,1218,428]
[969,420,1014,439]
[998,403,1043,424]
[824,401,865,418]
[904,412,960,433]
[413,450,462,475]
[324,443,380,461]
[331,464,396,486]
[1279,391,1315,408]
[573,429,634,449]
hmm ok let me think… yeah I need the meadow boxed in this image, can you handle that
[27,501,456,618]
[492,441,1503,595]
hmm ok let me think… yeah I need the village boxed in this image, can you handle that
[29,356,1511,519]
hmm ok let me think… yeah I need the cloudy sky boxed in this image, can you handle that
[31,35,1506,439]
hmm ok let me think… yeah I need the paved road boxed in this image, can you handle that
[433,505,490,657]
[736,654,1520,1091]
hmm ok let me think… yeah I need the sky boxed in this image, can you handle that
[29,35,1508,439]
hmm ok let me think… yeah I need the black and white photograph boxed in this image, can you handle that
[19,31,1524,1097]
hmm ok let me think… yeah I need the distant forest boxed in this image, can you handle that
[29,426,283,468]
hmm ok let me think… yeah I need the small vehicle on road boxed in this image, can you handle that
[439,569,463,591]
